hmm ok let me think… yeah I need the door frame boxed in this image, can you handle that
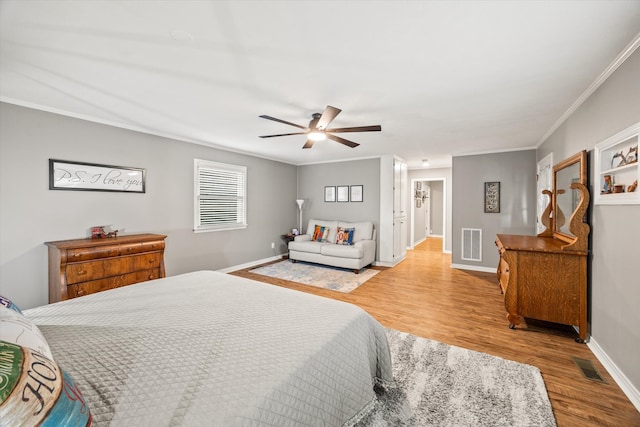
[410,177,446,252]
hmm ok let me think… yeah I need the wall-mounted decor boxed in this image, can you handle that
[337,185,349,202]
[324,186,336,202]
[484,181,500,213]
[350,185,363,202]
[49,159,145,193]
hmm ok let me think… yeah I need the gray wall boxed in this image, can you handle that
[538,50,640,395]
[0,103,297,309]
[408,167,452,252]
[297,158,381,255]
[451,150,537,268]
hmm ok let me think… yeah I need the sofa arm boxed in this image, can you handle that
[294,234,311,242]
[354,239,376,264]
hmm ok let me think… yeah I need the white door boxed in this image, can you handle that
[536,153,554,234]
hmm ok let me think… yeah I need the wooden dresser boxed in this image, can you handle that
[45,233,166,303]
[495,234,588,342]
[495,150,590,342]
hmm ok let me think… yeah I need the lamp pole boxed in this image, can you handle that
[296,199,304,233]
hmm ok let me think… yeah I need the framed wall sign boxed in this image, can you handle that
[49,159,146,193]
[324,186,336,202]
[484,181,500,213]
[350,185,363,202]
[337,185,349,202]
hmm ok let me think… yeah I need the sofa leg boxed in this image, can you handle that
[353,269,360,274]
[290,259,297,263]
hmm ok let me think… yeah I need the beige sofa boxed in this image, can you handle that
[288,219,376,273]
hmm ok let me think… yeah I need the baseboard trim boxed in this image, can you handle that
[218,254,285,273]
[450,263,495,274]
[588,336,640,412]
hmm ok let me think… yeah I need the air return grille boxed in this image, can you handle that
[461,228,482,261]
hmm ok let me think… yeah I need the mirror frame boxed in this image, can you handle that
[552,150,587,243]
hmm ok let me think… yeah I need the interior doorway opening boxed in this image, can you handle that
[410,178,446,252]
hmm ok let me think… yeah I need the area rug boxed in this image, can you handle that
[249,260,379,293]
[357,329,556,427]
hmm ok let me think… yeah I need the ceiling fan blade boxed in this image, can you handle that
[327,134,359,148]
[259,132,307,138]
[302,140,314,149]
[259,115,306,129]
[325,125,382,133]
[316,105,341,130]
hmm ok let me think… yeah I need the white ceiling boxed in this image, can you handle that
[2,1,639,169]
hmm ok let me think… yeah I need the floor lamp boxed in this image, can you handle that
[296,199,304,233]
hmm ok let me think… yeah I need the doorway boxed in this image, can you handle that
[410,178,445,251]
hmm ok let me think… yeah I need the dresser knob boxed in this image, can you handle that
[77,270,86,275]
[149,258,155,264]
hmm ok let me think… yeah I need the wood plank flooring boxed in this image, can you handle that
[231,237,640,427]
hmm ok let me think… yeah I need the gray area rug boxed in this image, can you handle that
[249,260,379,293]
[357,329,557,427]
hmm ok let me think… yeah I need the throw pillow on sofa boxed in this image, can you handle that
[335,227,355,245]
[312,225,330,242]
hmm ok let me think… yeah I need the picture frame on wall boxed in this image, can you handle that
[49,159,145,193]
[484,181,500,213]
[324,186,336,202]
[350,185,363,202]
[337,185,349,202]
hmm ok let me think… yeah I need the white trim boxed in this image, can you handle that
[450,263,496,274]
[217,254,285,273]
[537,32,640,146]
[588,337,640,412]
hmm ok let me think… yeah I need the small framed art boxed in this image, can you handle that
[484,181,500,213]
[324,186,336,202]
[337,185,349,202]
[350,185,363,202]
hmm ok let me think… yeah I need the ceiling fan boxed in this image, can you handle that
[258,105,381,149]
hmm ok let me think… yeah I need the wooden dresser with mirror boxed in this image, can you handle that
[495,150,590,342]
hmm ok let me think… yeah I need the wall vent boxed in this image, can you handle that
[461,228,482,261]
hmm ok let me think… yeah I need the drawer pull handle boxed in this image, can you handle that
[148,274,154,279]
[148,258,155,264]
[77,270,86,275]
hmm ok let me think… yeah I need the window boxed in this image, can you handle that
[194,159,247,232]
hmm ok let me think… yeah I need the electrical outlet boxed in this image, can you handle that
[271,242,275,249]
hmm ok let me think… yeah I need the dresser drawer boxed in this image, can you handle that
[67,268,162,298]
[66,257,134,284]
[121,240,165,256]
[67,245,120,262]
[134,253,162,270]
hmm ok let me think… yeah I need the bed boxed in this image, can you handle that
[17,270,393,426]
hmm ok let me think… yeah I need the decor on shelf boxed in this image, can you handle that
[484,182,500,213]
[324,186,336,202]
[296,199,304,232]
[49,159,145,193]
[350,185,363,202]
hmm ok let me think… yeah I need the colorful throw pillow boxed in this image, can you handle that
[312,225,330,242]
[0,295,23,314]
[335,227,355,245]
[0,306,54,360]
[0,340,93,426]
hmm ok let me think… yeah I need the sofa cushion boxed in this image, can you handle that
[335,227,355,245]
[306,219,338,243]
[288,240,325,254]
[312,225,331,242]
[338,221,373,242]
[320,243,363,259]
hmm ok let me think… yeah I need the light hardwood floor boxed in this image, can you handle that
[231,237,640,427]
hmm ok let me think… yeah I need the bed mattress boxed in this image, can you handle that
[24,270,392,426]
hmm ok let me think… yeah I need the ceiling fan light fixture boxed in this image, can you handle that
[308,131,326,141]
[422,159,430,167]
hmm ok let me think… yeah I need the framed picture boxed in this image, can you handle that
[484,181,500,213]
[337,185,349,202]
[49,159,145,193]
[350,185,363,202]
[324,186,336,202]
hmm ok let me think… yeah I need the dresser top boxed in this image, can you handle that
[496,233,587,256]
[45,233,166,249]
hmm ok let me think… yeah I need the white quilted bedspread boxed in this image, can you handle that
[25,271,392,426]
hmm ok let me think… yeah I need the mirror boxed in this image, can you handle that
[552,151,587,239]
